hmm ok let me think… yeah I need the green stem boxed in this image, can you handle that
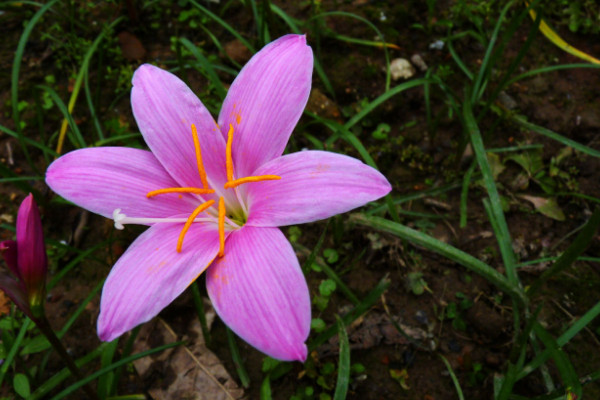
[35,315,100,400]
[191,281,211,347]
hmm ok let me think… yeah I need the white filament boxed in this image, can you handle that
[111,209,214,229]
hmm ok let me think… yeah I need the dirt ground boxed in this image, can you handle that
[1,1,600,399]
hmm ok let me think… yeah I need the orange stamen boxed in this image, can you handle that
[218,197,225,257]
[176,200,215,252]
[191,124,209,189]
[224,175,281,189]
[147,187,215,198]
[226,124,234,182]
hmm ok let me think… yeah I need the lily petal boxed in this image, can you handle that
[0,274,31,318]
[206,226,310,361]
[131,64,228,193]
[16,194,47,299]
[218,34,313,178]
[46,147,198,221]
[246,151,392,227]
[0,240,19,278]
[98,222,220,341]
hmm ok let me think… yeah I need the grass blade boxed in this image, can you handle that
[191,281,211,347]
[226,327,250,388]
[55,16,124,154]
[528,207,600,295]
[464,99,519,285]
[308,11,393,90]
[533,323,582,398]
[527,5,600,64]
[260,376,272,400]
[30,344,106,400]
[519,299,600,380]
[439,354,465,400]
[0,124,58,157]
[333,315,350,400]
[459,160,476,228]
[345,78,429,130]
[506,63,600,86]
[11,0,60,167]
[0,318,32,387]
[37,84,86,149]
[301,221,328,273]
[84,68,104,141]
[269,3,336,98]
[180,37,227,100]
[470,0,515,104]
[513,116,600,158]
[295,240,361,305]
[98,339,119,399]
[189,0,255,53]
[350,213,525,303]
[49,341,182,400]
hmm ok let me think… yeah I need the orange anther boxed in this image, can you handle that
[224,175,281,189]
[191,124,209,189]
[176,200,215,252]
[226,124,234,182]
[147,187,215,198]
[218,197,225,257]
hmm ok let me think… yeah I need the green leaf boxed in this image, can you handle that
[20,334,50,355]
[407,272,428,295]
[319,279,337,297]
[323,248,339,264]
[313,295,329,311]
[311,318,327,333]
[13,373,30,398]
[505,148,544,176]
[371,123,391,140]
[351,363,366,374]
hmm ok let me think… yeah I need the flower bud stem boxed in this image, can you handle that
[35,315,100,400]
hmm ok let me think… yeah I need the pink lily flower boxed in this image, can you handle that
[45,34,391,361]
[0,194,48,319]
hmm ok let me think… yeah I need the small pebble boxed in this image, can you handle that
[410,54,428,71]
[429,39,445,50]
[390,58,415,80]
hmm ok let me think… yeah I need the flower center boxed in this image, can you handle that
[138,123,280,255]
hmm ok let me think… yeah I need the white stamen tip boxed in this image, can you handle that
[112,209,126,230]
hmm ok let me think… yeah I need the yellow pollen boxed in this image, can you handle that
[224,175,281,189]
[147,187,215,198]
[218,197,226,257]
[191,124,209,189]
[176,200,215,253]
[226,124,234,181]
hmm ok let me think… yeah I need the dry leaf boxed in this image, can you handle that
[133,303,244,400]
[0,291,11,316]
[519,195,566,221]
